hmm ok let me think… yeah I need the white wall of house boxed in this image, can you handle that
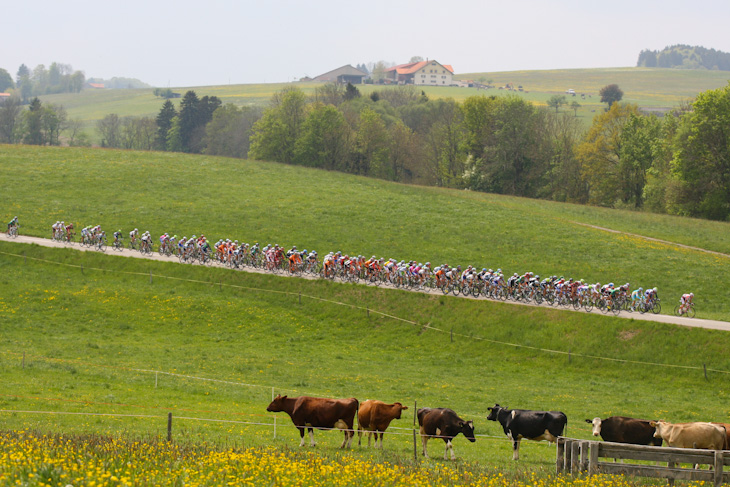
[413,62,453,86]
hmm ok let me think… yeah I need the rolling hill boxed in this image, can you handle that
[2,144,730,479]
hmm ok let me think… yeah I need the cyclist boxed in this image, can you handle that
[679,293,694,315]
[113,229,123,247]
[129,228,139,248]
[630,287,644,311]
[289,249,302,272]
[52,221,62,239]
[7,216,19,235]
[645,287,657,306]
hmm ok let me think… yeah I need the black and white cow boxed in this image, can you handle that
[585,416,662,446]
[487,403,567,460]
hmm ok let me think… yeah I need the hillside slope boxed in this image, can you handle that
[1,145,728,320]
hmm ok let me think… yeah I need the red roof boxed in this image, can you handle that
[386,61,454,75]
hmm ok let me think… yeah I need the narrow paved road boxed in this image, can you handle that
[3,232,728,332]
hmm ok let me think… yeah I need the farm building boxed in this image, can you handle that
[384,60,454,86]
[311,65,368,84]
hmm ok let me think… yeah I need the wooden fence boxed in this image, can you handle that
[557,437,729,486]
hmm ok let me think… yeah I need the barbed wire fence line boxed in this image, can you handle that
[2,249,728,380]
[0,245,726,450]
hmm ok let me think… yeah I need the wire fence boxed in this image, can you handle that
[2,248,729,379]
[0,245,726,443]
[0,405,548,444]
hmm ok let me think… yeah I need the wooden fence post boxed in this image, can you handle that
[272,387,277,439]
[714,450,723,487]
[167,412,172,442]
[556,437,565,474]
[588,441,599,476]
[580,441,589,472]
[413,400,418,464]
[570,440,581,474]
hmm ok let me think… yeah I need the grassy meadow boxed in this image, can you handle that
[3,144,730,484]
[2,240,730,477]
[1,144,728,321]
[37,67,730,139]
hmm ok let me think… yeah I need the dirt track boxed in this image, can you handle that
[2,232,728,332]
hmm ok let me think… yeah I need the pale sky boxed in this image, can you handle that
[5,0,730,87]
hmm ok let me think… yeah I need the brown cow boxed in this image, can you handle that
[418,407,476,460]
[585,416,662,446]
[267,394,358,448]
[650,421,726,450]
[357,400,408,448]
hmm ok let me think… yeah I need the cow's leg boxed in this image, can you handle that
[512,438,520,460]
[308,428,315,447]
[445,439,456,460]
[378,431,384,449]
[357,426,362,446]
[345,427,355,449]
[298,426,306,447]
[420,428,429,457]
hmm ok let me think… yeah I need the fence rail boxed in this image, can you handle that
[557,437,729,487]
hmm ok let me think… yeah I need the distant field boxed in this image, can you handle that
[37,67,730,138]
[1,144,728,320]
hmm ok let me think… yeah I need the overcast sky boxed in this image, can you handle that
[5,0,730,87]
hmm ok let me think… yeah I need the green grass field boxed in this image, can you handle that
[2,240,730,474]
[37,67,730,138]
[2,145,728,320]
[2,144,730,482]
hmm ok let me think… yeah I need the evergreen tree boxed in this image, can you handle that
[177,91,199,153]
[155,100,177,150]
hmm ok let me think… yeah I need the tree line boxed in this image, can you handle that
[637,45,730,71]
[0,63,86,102]
[3,81,729,222]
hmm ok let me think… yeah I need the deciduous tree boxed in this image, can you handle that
[599,84,624,108]
[669,83,730,220]
[547,95,567,113]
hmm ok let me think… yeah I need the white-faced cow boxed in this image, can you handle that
[266,394,358,448]
[487,404,567,460]
[650,421,727,450]
[585,416,662,446]
[357,400,408,448]
[417,407,476,460]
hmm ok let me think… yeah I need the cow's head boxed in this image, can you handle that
[393,402,408,419]
[266,394,287,412]
[649,420,666,438]
[460,420,476,442]
[486,404,504,421]
[585,417,602,437]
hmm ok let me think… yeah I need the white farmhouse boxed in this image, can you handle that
[384,60,454,86]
